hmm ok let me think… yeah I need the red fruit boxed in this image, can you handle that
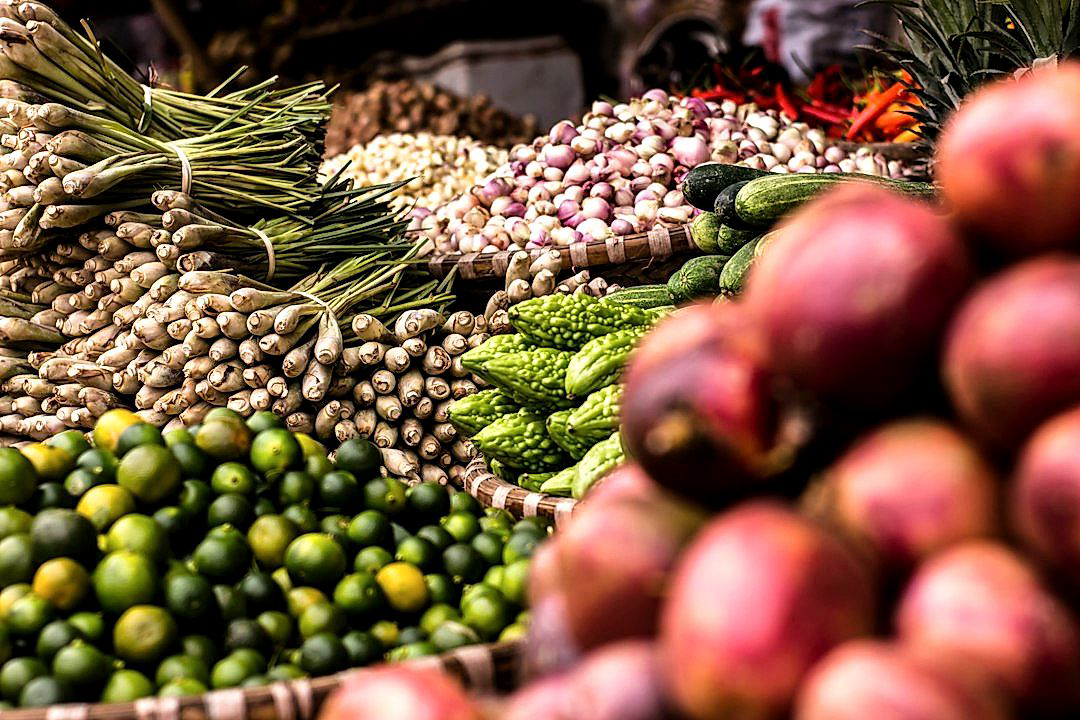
[622,302,805,505]
[501,675,573,720]
[943,255,1080,449]
[583,462,660,506]
[938,64,1080,257]
[319,665,480,720]
[522,591,582,679]
[795,640,1011,720]
[1013,405,1080,583]
[820,418,998,572]
[745,183,973,409]
[896,541,1080,713]
[551,490,703,651]
[568,641,671,720]
[661,502,875,720]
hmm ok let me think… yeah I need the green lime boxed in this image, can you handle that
[117,445,181,504]
[471,532,505,567]
[407,483,451,524]
[77,448,118,482]
[417,525,455,551]
[398,626,426,645]
[101,669,154,702]
[298,602,345,639]
[285,587,328,618]
[479,514,512,540]
[64,468,104,498]
[195,420,252,462]
[207,493,254,530]
[229,648,267,674]
[0,657,46,701]
[211,463,257,496]
[35,620,80,663]
[34,509,99,566]
[498,623,527,642]
[32,557,90,612]
[395,536,438,572]
[165,572,215,621]
[0,585,29,620]
[68,612,105,643]
[158,678,208,697]
[171,443,208,480]
[214,585,247,622]
[45,431,91,461]
[347,510,392,549]
[248,514,299,569]
[19,675,68,707]
[504,532,541,564]
[320,514,351,547]
[449,492,481,516]
[341,630,382,667]
[284,534,347,588]
[239,571,284,615]
[53,641,111,688]
[334,438,380,476]
[76,484,136,531]
[21,443,76,482]
[462,582,502,607]
[318,471,360,510]
[0,448,36,505]
[294,433,326,461]
[93,551,159,614]
[33,482,75,510]
[363,477,407,516]
[250,429,301,478]
[266,664,304,682]
[224,618,271,655]
[0,507,30,540]
[254,498,275,517]
[181,635,218,668]
[0,534,32,585]
[164,428,194,448]
[7,594,52,636]
[305,453,334,481]
[178,480,213,518]
[443,544,486,585]
[430,621,480,652]
[368,619,398,649]
[0,624,11,671]
[375,562,429,614]
[106,513,168,563]
[424,574,458,606]
[192,534,251,582]
[210,656,250,689]
[205,408,244,425]
[115,423,164,457]
[278,471,316,506]
[419,604,460,636]
[513,518,548,537]
[156,655,210,686]
[386,641,436,661]
[462,590,510,640]
[333,572,384,616]
[114,605,177,664]
[353,546,393,574]
[282,504,318,533]
[256,611,292,647]
[241,674,268,688]
[93,409,141,454]
[246,412,283,434]
[152,507,188,547]
[441,511,481,543]
[501,558,530,605]
[482,565,505,591]
[298,633,348,676]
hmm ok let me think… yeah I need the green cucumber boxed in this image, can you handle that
[688,211,721,252]
[716,225,760,255]
[668,255,730,303]
[718,238,760,297]
[604,285,675,309]
[713,181,760,229]
[682,163,770,211]
[735,173,937,226]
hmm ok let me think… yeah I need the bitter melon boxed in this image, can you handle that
[508,294,654,350]
[460,334,534,375]
[572,431,625,499]
[564,327,647,398]
[472,410,569,471]
[447,389,521,437]
[566,384,622,445]
[546,409,592,460]
[480,348,575,410]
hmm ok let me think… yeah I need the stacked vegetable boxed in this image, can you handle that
[0,408,541,707]
[447,293,665,498]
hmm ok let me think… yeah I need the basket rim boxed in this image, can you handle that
[463,457,579,528]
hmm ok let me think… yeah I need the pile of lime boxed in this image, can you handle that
[0,408,543,707]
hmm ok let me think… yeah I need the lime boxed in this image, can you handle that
[33,482,75,510]
[0,507,30,540]
[115,423,164,457]
[116,445,181,504]
[462,590,511,640]
[178,479,213,518]
[192,534,250,582]
[114,605,177,664]
[395,536,438,572]
[341,630,382,667]
[64,468,105,498]
[369,619,399,649]
[334,438,380,477]
[498,623,527,642]
[504,532,541,564]
[479,514,512,540]
[204,408,244,425]
[93,409,141,454]
[181,635,218,668]
[248,514,298,569]
[250,429,301,478]
[471,531,505,567]
[318,471,360,510]
[483,565,505,591]
[417,525,455,551]
[246,412,283,434]
[156,655,210,686]
[420,604,461,636]
[297,633,348,676]
[442,511,481,543]
[398,626,426,645]
[347,510,392,549]
[462,582,502,607]
[32,508,97,565]
[35,620,79,663]
[53,641,111,688]
[106,513,168,563]
[229,648,267,674]
[76,484,136,532]
[76,448,118,482]
[363,477,407,516]
[7,594,52,636]
[298,602,345,639]
[238,571,284,614]
[0,534,32,585]
[375,562,429,614]
[21,443,76,482]
[195,420,252,461]
[449,492,481,515]
[254,498,275,517]
[320,514,351,548]
[386,641,436,661]
[256,611,292,647]
[0,624,17,674]
[207,493,254,530]
[211,462,257,496]
[431,621,480,652]
[101,669,154,703]
[158,678,208,697]
[19,675,68,707]
[294,433,327,461]
[68,612,105,644]
[513,518,548,537]
[224,618,271,655]
[501,558,530,605]
[0,585,29,620]
[45,431,90,461]
[407,483,451,524]
[282,504,318,533]
[354,546,393,574]
[0,448,37,506]
[153,507,188,547]
[171,444,209,482]
[305,453,334,481]
[32,557,90,612]
[284,534,347,588]
[278,471,316,505]
[93,551,159,614]
[443,544,486,585]
[164,428,195,448]
[424,574,458,605]
[165,572,215,621]
[210,656,250,689]
[333,572,384,616]
[266,664,304,682]
[215,583,249,621]
[285,587,328,618]
[0,657,46,701]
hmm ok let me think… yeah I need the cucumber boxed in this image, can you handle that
[688,211,721,252]
[718,238,760,297]
[713,181,760,229]
[735,173,937,226]
[682,163,770,211]
[604,284,675,309]
[669,255,730,303]
[716,225,760,255]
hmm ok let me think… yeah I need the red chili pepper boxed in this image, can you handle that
[801,104,850,125]
[774,84,799,119]
[846,82,907,141]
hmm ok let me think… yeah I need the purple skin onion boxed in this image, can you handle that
[544,166,565,182]
[591,182,614,200]
[528,185,552,204]
[592,100,614,116]
[550,120,579,145]
[564,213,584,229]
[664,190,684,208]
[529,226,550,246]
[564,185,586,204]
[635,189,658,205]
[490,196,514,216]
[672,136,711,167]
[503,202,526,218]
[582,197,612,220]
[578,217,610,241]
[558,201,581,223]
[612,218,635,236]
[511,186,529,204]
[544,144,575,170]
[642,88,669,102]
[565,161,591,185]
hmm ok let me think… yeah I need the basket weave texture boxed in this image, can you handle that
[463,458,579,529]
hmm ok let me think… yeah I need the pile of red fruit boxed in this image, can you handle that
[319,63,1080,720]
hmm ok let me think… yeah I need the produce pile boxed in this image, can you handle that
[324,80,540,158]
[321,62,1080,720]
[418,90,903,256]
[320,133,509,215]
[0,408,541,707]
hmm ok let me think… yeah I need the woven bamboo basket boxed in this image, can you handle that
[463,458,579,529]
[427,223,698,281]
[0,641,522,720]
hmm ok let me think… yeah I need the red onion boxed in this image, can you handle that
[578,217,610,241]
[542,180,563,196]
[543,166,564,182]
[630,176,651,192]
[581,197,611,220]
[525,160,543,178]
[551,227,581,245]
[570,136,597,157]
[510,186,529,204]
[489,196,514,216]
[642,88,668,102]
[631,159,651,178]
[549,119,578,145]
[684,97,709,116]
[529,226,549,246]
[563,185,585,203]
[614,188,634,206]
[653,118,677,142]
[543,144,574,170]
[671,135,711,167]
[635,199,659,222]
[592,100,614,116]
[509,160,526,175]
[590,182,613,200]
[663,189,684,208]
[503,202,526,218]
[612,218,635,235]
[606,147,637,174]
[563,213,583,229]
[564,161,590,185]
[528,185,551,204]
[556,200,579,223]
